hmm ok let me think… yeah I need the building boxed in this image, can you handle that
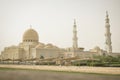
[0,27,66,60]
[0,12,120,61]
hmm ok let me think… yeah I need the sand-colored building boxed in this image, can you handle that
[0,25,101,60]
[0,12,120,60]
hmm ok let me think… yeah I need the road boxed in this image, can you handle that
[0,69,119,80]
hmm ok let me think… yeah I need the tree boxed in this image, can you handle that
[40,56,44,59]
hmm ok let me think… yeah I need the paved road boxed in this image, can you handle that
[0,70,119,80]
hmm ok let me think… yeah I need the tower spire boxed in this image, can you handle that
[73,19,78,50]
[106,11,109,23]
[105,11,112,54]
[30,25,32,28]
[74,19,76,25]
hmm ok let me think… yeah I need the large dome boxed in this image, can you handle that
[23,28,39,42]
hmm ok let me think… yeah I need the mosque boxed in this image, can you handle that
[0,12,120,61]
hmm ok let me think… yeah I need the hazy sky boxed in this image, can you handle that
[0,0,120,53]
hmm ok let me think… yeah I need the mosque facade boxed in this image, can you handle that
[0,12,120,60]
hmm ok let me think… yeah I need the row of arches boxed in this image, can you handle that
[23,40,38,42]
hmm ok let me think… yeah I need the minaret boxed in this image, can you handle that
[72,19,78,50]
[105,11,112,54]
[30,25,32,28]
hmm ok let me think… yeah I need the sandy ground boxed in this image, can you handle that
[0,64,120,74]
[0,69,120,80]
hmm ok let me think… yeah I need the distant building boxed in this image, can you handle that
[0,12,120,60]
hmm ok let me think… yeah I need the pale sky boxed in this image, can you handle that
[0,0,120,53]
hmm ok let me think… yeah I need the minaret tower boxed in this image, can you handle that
[73,19,78,50]
[105,11,112,54]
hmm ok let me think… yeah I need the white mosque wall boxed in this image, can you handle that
[0,46,24,60]
[35,48,62,59]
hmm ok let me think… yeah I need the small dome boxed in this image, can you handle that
[35,43,45,48]
[94,46,100,50]
[23,28,39,42]
[45,44,53,48]
[45,43,58,49]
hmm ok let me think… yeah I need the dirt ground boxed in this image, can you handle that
[0,70,120,80]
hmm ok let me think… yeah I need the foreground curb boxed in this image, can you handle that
[0,65,120,75]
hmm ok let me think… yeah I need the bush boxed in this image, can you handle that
[35,61,56,65]
[109,64,120,67]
